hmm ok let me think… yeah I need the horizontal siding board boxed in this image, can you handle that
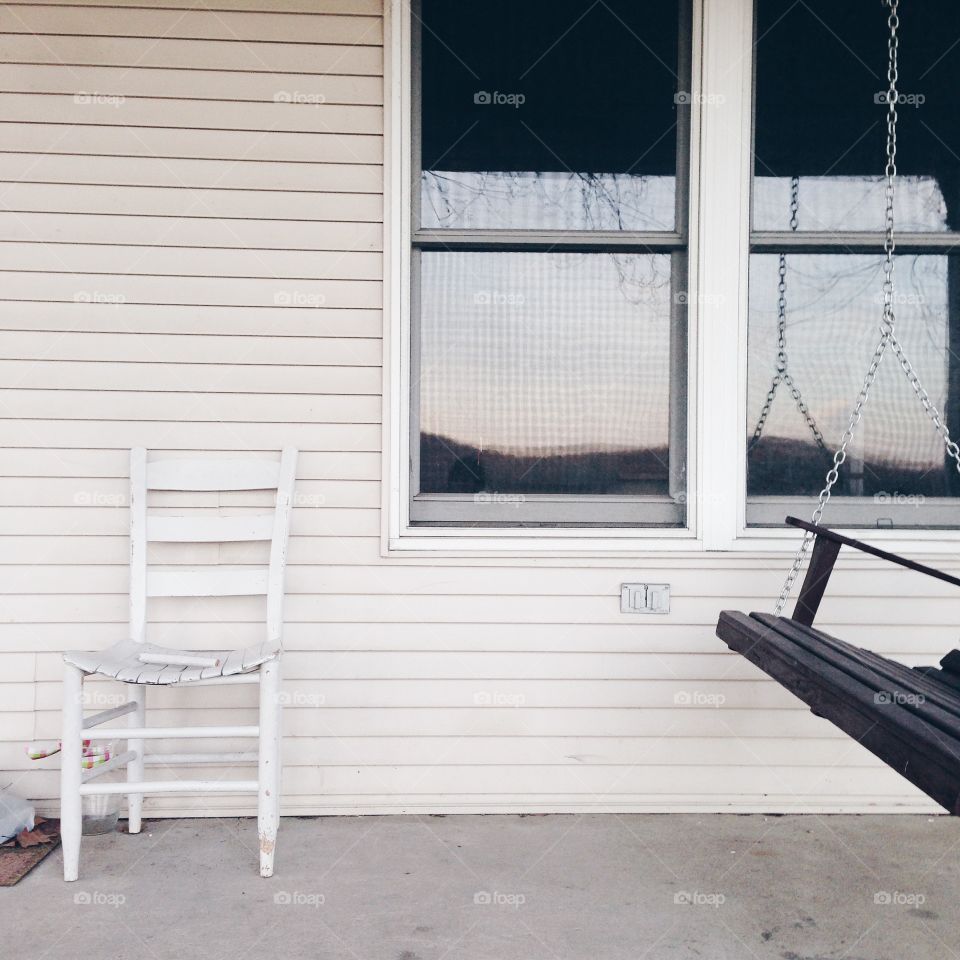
[0,184,383,220]
[0,243,382,279]
[2,9,382,44]
[0,737,879,770]
[0,274,381,307]
[0,94,383,133]
[0,303,384,338]
[0,449,380,479]
[0,360,382,395]
[4,619,958,658]
[0,383,380,424]
[0,64,384,103]
[0,155,384,192]
[21,650,932,686]
[27,704,841,741]
[0,504,380,535]
[3,766,922,799]
[0,214,383,252]
[6,556,960,604]
[0,124,383,162]
[0,36,384,73]
[3,591,956,627]
[0,331,381,364]
[16,0,384,11]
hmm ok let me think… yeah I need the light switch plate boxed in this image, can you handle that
[620,583,670,614]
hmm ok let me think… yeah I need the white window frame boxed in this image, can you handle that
[383,0,960,557]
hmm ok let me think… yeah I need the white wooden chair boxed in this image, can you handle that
[61,447,298,881]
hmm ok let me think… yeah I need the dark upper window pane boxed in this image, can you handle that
[753,0,960,232]
[418,0,685,231]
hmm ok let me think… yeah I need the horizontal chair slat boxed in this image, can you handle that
[189,674,260,686]
[147,567,269,597]
[144,752,258,765]
[147,458,281,492]
[80,780,259,795]
[84,725,260,740]
[147,513,274,542]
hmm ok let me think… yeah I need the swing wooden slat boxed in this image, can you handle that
[716,517,960,814]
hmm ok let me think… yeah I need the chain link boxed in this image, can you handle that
[775,0,901,615]
[749,176,827,453]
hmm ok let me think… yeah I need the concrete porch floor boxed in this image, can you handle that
[2,814,957,960]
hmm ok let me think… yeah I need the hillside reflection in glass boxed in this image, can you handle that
[419,252,674,497]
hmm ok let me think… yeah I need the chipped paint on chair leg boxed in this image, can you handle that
[257,657,281,877]
[126,685,146,833]
[61,664,84,881]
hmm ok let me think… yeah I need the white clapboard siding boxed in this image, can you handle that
[0,215,383,253]
[0,156,384,192]
[0,125,383,162]
[0,65,384,104]
[0,243,383,277]
[0,95,383,133]
[0,36,383,73]
[3,8,382,43]
[0,0,947,819]
[0,186,383,221]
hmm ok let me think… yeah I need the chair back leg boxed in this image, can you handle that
[127,687,146,833]
[61,664,84,881]
[257,657,282,877]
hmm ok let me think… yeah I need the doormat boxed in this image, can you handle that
[0,818,60,886]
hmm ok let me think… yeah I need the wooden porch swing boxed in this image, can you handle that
[716,0,960,814]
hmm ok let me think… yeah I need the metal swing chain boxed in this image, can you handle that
[749,177,828,453]
[775,0,901,615]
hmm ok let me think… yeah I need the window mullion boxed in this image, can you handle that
[698,0,755,549]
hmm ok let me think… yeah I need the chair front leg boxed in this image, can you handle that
[257,657,281,877]
[127,686,146,833]
[61,664,84,881]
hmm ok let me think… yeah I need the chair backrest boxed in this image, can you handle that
[128,448,298,644]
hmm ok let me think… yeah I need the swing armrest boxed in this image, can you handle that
[784,516,960,627]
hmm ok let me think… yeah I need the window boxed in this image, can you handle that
[409,0,692,527]
[747,0,960,529]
